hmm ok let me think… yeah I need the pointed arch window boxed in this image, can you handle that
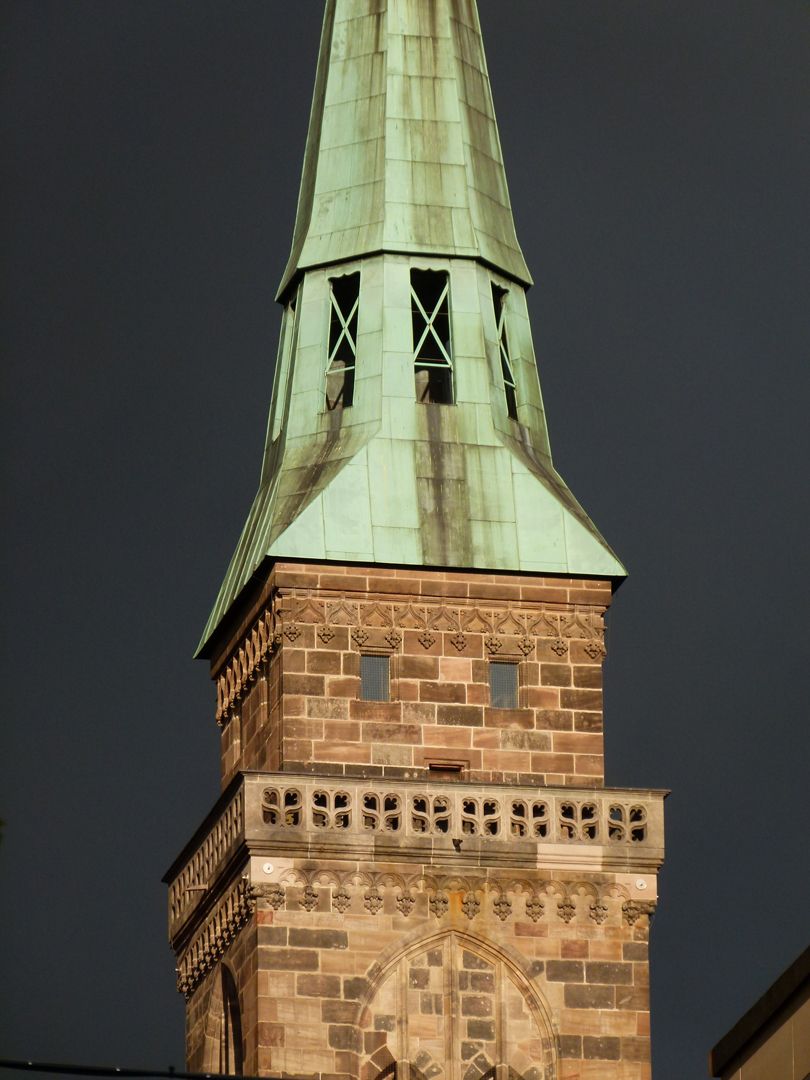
[325,272,360,410]
[411,269,453,404]
[492,283,518,420]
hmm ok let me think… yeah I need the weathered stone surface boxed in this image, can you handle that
[546,960,584,982]
[257,926,288,946]
[583,1035,622,1060]
[327,1025,362,1053]
[558,1035,583,1059]
[262,948,319,971]
[288,928,348,950]
[586,961,633,985]
[297,974,340,998]
[565,984,616,1009]
[322,1000,357,1024]
[467,1021,495,1041]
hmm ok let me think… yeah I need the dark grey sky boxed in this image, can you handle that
[1,3,808,1079]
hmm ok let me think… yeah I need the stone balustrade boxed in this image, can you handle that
[167,772,665,938]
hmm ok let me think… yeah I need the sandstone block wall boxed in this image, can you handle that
[169,560,664,1080]
[184,867,654,1080]
[211,563,612,790]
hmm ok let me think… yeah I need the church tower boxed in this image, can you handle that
[165,4,665,1079]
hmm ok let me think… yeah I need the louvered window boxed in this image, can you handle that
[360,655,390,702]
[325,272,359,410]
[411,269,453,404]
[492,283,517,420]
[489,661,518,709]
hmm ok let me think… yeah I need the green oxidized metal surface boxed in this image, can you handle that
[197,1,625,656]
[278,0,531,299]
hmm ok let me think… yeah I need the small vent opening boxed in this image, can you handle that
[360,654,390,702]
[489,661,518,709]
[427,761,465,779]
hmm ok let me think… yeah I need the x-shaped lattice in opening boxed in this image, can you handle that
[327,290,359,370]
[412,280,452,367]
[495,296,515,389]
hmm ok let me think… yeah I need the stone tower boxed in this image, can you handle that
[164,3,665,1079]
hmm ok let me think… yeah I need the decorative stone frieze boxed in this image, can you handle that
[285,596,606,642]
[493,896,512,921]
[214,606,278,726]
[461,893,481,919]
[395,892,415,916]
[526,895,544,922]
[429,893,449,918]
[175,876,255,998]
[213,593,608,728]
[248,867,639,928]
[589,900,609,925]
[622,899,658,926]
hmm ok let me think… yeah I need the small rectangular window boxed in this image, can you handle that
[489,661,518,709]
[492,283,517,420]
[411,268,453,404]
[360,654,390,702]
[326,272,360,410]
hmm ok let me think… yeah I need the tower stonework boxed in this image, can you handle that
[165,4,665,1080]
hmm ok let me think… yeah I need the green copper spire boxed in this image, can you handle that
[197,0,625,657]
[277,0,531,300]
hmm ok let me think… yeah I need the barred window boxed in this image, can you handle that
[325,272,359,410]
[489,661,518,709]
[360,654,390,702]
[411,268,453,404]
[492,283,517,420]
